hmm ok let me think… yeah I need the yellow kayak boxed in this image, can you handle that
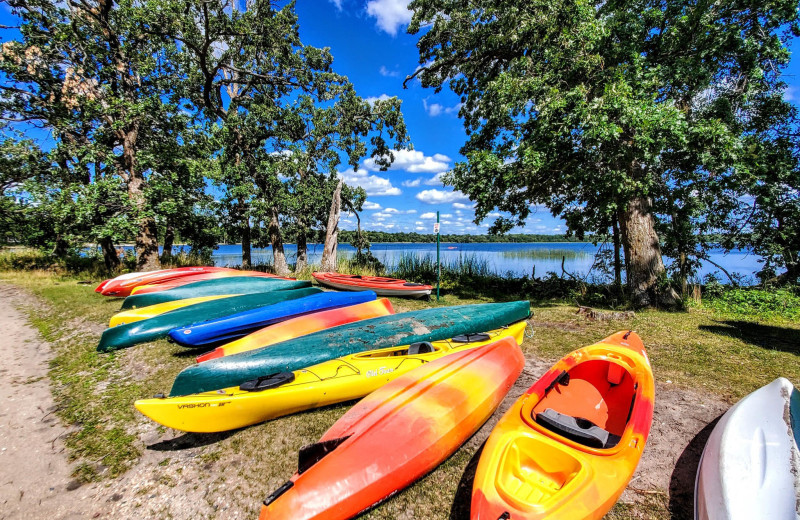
[134,320,527,432]
[108,294,237,327]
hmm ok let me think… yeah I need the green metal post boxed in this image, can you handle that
[436,211,440,301]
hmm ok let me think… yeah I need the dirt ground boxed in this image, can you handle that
[0,283,729,519]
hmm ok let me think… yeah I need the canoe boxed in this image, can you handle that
[168,291,379,349]
[136,321,526,432]
[471,330,655,520]
[99,266,232,297]
[108,294,233,327]
[97,288,322,352]
[120,277,312,310]
[694,377,800,520]
[169,300,531,396]
[129,270,284,295]
[312,272,432,298]
[258,335,525,520]
[196,298,395,362]
[96,270,158,292]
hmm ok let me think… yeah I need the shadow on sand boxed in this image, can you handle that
[449,444,485,520]
[668,415,723,518]
[147,430,239,451]
[699,320,800,355]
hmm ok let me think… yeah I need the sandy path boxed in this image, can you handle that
[0,284,94,519]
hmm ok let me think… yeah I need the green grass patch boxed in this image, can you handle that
[701,287,800,321]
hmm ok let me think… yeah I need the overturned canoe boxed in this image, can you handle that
[695,377,800,520]
[120,277,311,310]
[259,336,525,520]
[168,291,378,349]
[99,266,231,297]
[98,288,321,352]
[196,298,395,362]
[136,321,526,432]
[471,331,655,520]
[170,300,531,396]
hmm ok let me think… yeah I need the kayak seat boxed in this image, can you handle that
[239,372,295,392]
[532,360,634,438]
[408,341,435,355]
[452,332,492,343]
[535,408,621,449]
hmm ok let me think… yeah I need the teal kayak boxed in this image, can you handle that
[120,277,311,310]
[169,301,530,396]
[98,288,322,352]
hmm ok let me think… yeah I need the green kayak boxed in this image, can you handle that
[120,277,312,310]
[169,300,531,396]
[98,288,322,352]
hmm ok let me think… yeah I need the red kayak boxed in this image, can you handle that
[98,267,233,297]
[259,336,525,520]
[312,272,432,298]
[127,270,285,295]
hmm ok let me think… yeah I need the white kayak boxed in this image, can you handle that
[695,377,800,519]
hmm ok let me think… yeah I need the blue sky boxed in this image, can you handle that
[3,1,800,237]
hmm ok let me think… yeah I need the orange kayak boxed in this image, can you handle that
[129,270,285,295]
[196,298,395,362]
[98,266,234,297]
[471,331,655,520]
[312,272,432,298]
[259,336,525,520]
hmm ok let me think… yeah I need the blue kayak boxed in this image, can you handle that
[167,291,378,349]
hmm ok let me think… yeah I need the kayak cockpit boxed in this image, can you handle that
[528,359,637,450]
[351,341,440,359]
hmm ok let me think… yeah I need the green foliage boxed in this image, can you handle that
[704,287,800,321]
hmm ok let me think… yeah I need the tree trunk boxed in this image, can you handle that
[295,222,308,273]
[99,236,121,271]
[161,223,175,264]
[241,217,252,269]
[618,196,679,308]
[268,205,290,276]
[51,236,70,258]
[122,125,160,271]
[321,180,342,272]
[612,217,622,296]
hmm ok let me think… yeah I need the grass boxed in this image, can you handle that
[1,263,799,518]
[501,248,590,260]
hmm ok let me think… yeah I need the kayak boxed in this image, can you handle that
[96,270,155,293]
[97,288,322,352]
[120,277,312,310]
[168,291,379,349]
[136,321,526,432]
[129,270,284,295]
[258,335,525,520]
[312,272,432,298]
[108,294,234,327]
[471,330,655,520]
[169,300,531,396]
[196,298,395,362]
[99,266,232,297]
[695,377,800,520]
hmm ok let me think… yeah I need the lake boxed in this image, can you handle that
[204,242,763,283]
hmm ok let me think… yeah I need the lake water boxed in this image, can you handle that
[204,242,763,283]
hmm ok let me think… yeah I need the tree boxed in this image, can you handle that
[408,0,800,306]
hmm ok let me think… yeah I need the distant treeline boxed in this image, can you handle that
[337,231,586,243]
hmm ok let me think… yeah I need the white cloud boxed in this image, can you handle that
[366,0,412,36]
[328,0,343,9]
[424,172,446,186]
[340,168,401,196]
[785,85,797,102]
[379,65,400,77]
[420,212,437,219]
[440,213,453,218]
[402,178,422,187]
[423,98,462,117]
[364,149,451,173]
[372,212,392,220]
[452,202,473,209]
[416,189,470,204]
[384,207,417,214]
[365,94,393,105]
[415,226,426,231]
[487,212,502,218]
[362,201,382,210]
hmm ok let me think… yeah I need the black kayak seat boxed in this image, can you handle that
[535,408,620,449]
[452,332,492,343]
[408,341,435,355]
[239,372,295,392]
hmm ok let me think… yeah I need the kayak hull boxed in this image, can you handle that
[312,272,432,298]
[259,336,525,520]
[100,266,230,297]
[97,288,321,352]
[196,298,395,362]
[167,291,379,349]
[129,270,283,295]
[695,377,800,520]
[136,321,526,432]
[471,331,655,520]
[169,300,531,396]
[108,294,235,327]
[120,277,311,310]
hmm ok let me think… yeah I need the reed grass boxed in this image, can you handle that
[500,248,589,260]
